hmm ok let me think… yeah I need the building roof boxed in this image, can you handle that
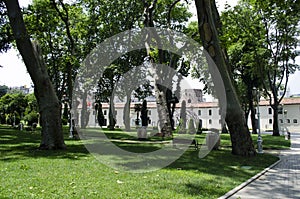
[259,97,300,106]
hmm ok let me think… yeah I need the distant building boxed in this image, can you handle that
[75,90,300,132]
[8,85,32,94]
[180,89,203,103]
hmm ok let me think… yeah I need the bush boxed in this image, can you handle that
[188,119,196,134]
[177,118,186,134]
[23,111,38,126]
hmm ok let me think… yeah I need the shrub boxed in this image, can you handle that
[23,111,38,126]
[177,118,186,134]
[188,119,196,134]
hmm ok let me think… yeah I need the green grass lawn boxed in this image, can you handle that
[0,125,289,199]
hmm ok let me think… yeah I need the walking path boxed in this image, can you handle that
[220,132,300,199]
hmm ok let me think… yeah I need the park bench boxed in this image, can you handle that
[172,138,199,150]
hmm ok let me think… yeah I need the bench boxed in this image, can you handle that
[172,138,198,150]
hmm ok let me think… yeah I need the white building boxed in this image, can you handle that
[78,92,300,132]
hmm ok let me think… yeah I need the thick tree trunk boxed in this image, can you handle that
[155,84,173,137]
[272,104,280,136]
[143,0,173,137]
[4,0,65,149]
[195,0,256,156]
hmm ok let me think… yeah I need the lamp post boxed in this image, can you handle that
[253,87,263,153]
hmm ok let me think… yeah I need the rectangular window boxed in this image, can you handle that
[104,110,107,115]
[268,108,272,114]
[269,119,272,124]
[148,110,151,115]
[287,119,290,124]
[293,119,298,124]
[209,109,212,116]
[198,110,201,116]
[209,119,212,124]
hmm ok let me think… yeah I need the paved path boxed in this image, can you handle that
[224,132,300,199]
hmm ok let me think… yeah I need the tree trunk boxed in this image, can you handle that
[155,84,173,137]
[143,0,173,137]
[4,0,65,149]
[195,0,256,156]
[272,104,280,136]
[248,87,257,134]
[123,92,131,131]
[80,90,88,128]
[108,96,116,130]
[250,103,257,134]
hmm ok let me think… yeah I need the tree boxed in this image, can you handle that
[180,100,187,129]
[142,0,192,137]
[188,118,196,134]
[220,2,268,134]
[141,99,148,127]
[195,0,256,156]
[95,103,105,127]
[3,0,65,149]
[134,103,142,126]
[0,85,8,97]
[0,1,13,53]
[252,0,300,136]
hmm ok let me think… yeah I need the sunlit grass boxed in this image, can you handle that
[0,125,289,198]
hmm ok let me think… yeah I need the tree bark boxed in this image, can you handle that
[195,0,256,156]
[4,0,66,149]
[123,92,131,131]
[272,103,280,136]
[143,0,173,137]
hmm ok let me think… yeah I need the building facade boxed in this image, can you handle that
[78,91,300,132]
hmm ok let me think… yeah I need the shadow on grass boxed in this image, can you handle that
[0,125,90,161]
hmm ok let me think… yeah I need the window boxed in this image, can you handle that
[287,119,290,124]
[209,119,212,124]
[293,119,298,124]
[148,110,151,115]
[188,99,191,103]
[279,119,283,124]
[104,110,107,115]
[115,110,117,115]
[208,109,212,116]
[198,110,201,116]
[268,108,272,114]
[269,119,272,124]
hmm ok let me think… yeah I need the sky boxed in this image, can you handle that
[0,0,299,94]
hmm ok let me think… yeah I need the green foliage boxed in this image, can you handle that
[0,85,8,97]
[0,92,38,125]
[187,118,196,134]
[0,2,13,53]
[176,118,186,134]
[23,111,38,126]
